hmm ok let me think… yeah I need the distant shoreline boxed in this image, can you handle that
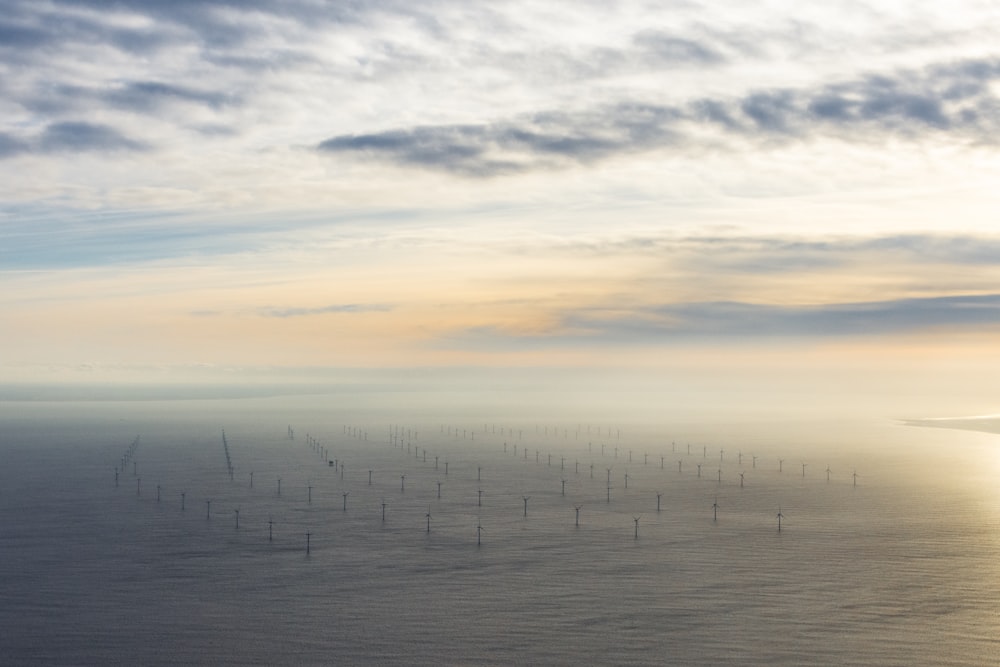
[902,417,1000,437]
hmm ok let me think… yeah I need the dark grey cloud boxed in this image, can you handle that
[318,104,684,176]
[0,20,50,49]
[0,6,187,63]
[0,0,376,140]
[454,293,1000,351]
[0,121,148,159]
[38,122,148,153]
[689,99,742,129]
[634,294,1000,338]
[318,57,1000,175]
[43,0,433,51]
[259,304,393,318]
[319,125,503,175]
[0,133,30,158]
[810,75,951,130]
[106,81,238,113]
[0,0,470,72]
[22,80,241,118]
[740,90,799,133]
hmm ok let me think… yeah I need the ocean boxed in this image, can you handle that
[2,395,999,665]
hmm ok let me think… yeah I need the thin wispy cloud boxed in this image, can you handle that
[628,233,1000,272]
[450,293,1000,350]
[259,304,393,318]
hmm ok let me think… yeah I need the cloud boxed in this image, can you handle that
[451,293,1000,351]
[0,122,157,158]
[106,81,238,113]
[0,6,185,64]
[0,133,29,158]
[317,56,1000,175]
[37,122,149,153]
[630,294,1000,338]
[22,80,241,118]
[318,125,516,176]
[21,0,423,54]
[318,104,685,176]
[0,20,50,49]
[632,30,728,65]
[668,233,1000,274]
[259,304,393,318]
[740,90,799,133]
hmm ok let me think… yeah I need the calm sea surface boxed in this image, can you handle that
[2,396,999,665]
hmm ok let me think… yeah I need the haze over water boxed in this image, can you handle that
[3,1,1000,664]
[3,392,999,666]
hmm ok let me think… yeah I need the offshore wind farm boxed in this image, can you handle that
[3,0,1000,664]
[3,393,1000,665]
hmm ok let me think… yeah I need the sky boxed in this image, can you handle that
[2,0,1000,416]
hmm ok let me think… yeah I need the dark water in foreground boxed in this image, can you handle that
[2,397,999,665]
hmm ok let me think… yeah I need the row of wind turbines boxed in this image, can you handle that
[114,416,864,555]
